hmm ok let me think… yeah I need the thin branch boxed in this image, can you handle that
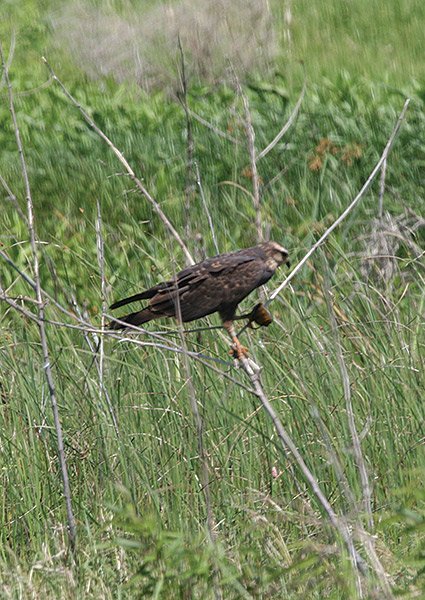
[378,158,387,219]
[0,247,36,290]
[236,79,263,243]
[357,530,395,599]
[322,264,373,531]
[237,352,367,583]
[94,200,119,435]
[266,98,410,306]
[96,197,107,332]
[0,32,15,90]
[256,78,306,162]
[0,173,27,221]
[187,107,240,144]
[69,293,117,432]
[7,76,53,98]
[195,162,220,255]
[177,36,196,247]
[218,180,255,202]
[0,43,77,551]
[42,57,195,266]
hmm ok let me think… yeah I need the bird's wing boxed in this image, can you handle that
[110,253,263,320]
[216,256,273,303]
[147,255,256,318]
[149,264,210,314]
[166,255,264,321]
[109,263,212,312]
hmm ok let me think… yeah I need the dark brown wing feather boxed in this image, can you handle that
[161,253,272,322]
[110,245,276,326]
[159,254,262,322]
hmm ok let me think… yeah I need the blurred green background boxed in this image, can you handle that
[0,1,424,598]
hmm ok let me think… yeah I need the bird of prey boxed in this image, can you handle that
[109,241,289,357]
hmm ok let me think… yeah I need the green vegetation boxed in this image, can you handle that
[281,0,425,87]
[1,1,424,598]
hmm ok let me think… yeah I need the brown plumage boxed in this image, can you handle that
[109,241,289,355]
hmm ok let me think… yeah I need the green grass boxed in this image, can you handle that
[2,0,425,91]
[280,0,425,88]
[1,1,425,598]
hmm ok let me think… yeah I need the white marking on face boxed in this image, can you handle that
[266,242,289,268]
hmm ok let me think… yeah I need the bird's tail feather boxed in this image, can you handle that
[109,308,156,330]
[110,283,168,310]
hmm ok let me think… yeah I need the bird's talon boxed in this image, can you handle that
[229,343,249,360]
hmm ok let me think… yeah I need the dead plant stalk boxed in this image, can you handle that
[266,98,411,305]
[42,57,195,266]
[172,274,222,600]
[323,271,373,531]
[0,42,77,551]
[237,353,366,590]
[238,83,263,243]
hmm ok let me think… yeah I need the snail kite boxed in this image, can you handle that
[109,241,289,356]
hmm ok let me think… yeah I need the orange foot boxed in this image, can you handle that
[229,338,249,360]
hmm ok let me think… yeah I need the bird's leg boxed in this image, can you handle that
[233,311,252,321]
[223,320,248,359]
[233,311,260,330]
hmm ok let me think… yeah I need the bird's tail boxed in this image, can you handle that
[109,308,156,330]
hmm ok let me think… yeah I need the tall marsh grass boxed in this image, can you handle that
[0,1,424,597]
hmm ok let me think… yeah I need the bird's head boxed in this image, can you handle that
[262,241,289,270]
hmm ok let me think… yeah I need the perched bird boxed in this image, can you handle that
[109,241,289,357]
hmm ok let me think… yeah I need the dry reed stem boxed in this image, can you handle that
[378,158,387,219]
[195,162,220,255]
[0,173,27,221]
[0,42,77,552]
[237,352,367,586]
[187,107,240,144]
[177,37,196,248]
[236,78,263,243]
[322,269,374,532]
[70,295,119,436]
[95,200,106,403]
[94,200,119,435]
[0,32,15,90]
[256,77,306,162]
[266,98,410,306]
[42,57,195,266]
